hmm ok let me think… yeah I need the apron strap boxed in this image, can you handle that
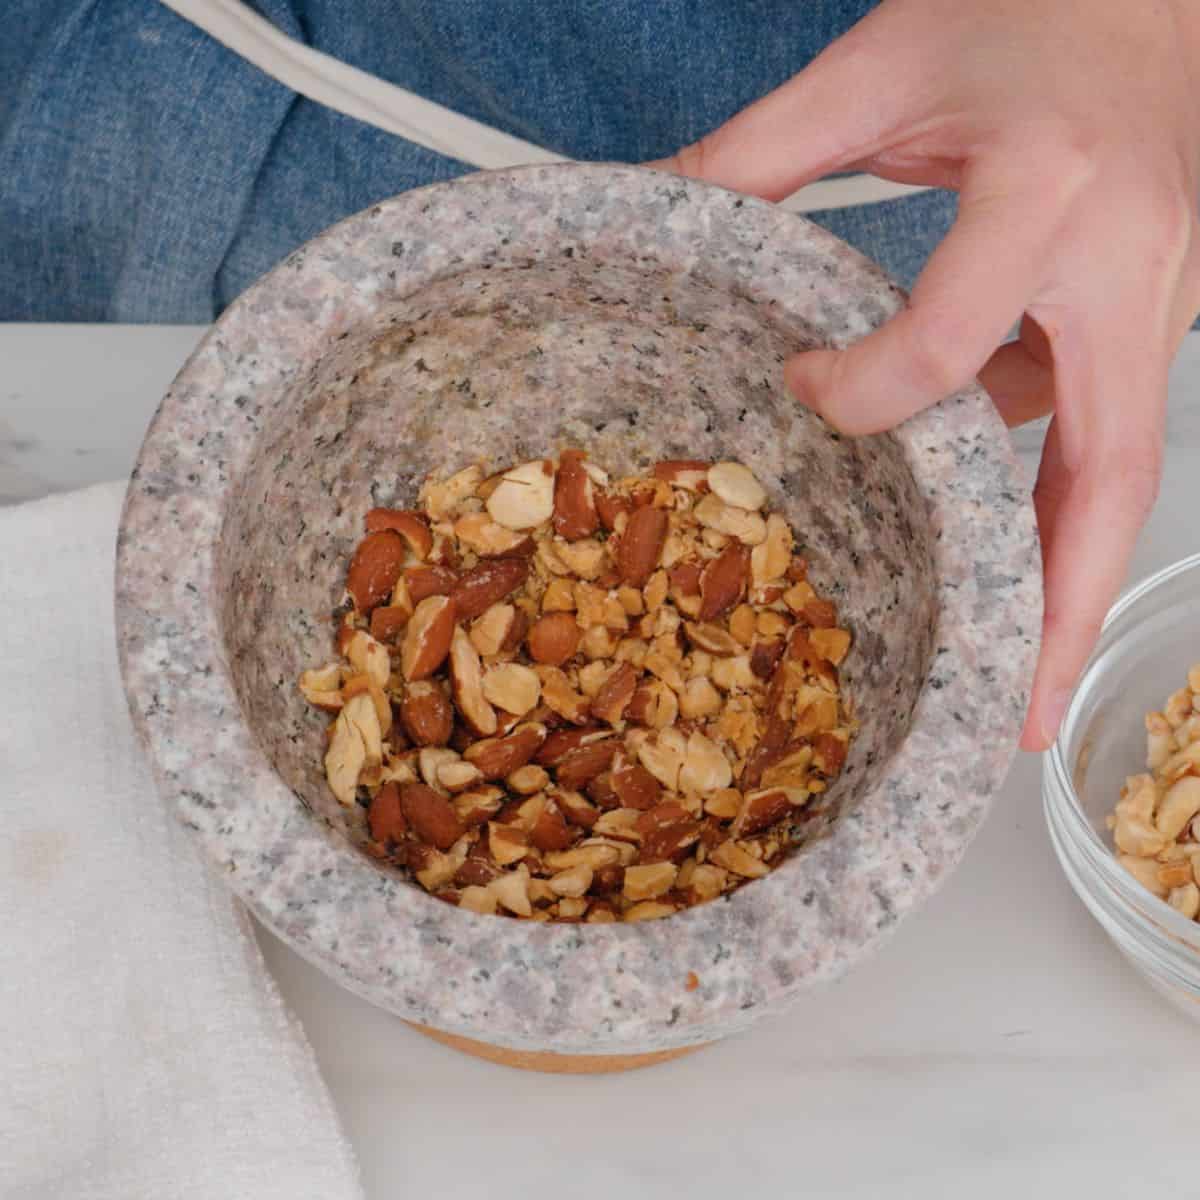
[159,0,931,213]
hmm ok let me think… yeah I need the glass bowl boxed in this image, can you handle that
[1044,552,1200,1022]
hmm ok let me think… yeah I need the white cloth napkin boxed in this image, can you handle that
[1,483,362,1200]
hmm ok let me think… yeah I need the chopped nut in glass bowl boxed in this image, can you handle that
[300,452,856,923]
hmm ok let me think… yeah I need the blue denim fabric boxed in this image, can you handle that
[0,0,961,322]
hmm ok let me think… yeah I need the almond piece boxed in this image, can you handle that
[346,530,407,612]
[541,578,577,612]
[482,662,541,716]
[530,799,574,852]
[488,821,530,867]
[627,679,679,729]
[733,788,793,836]
[469,603,517,657]
[490,864,533,916]
[636,728,689,792]
[623,900,677,922]
[710,839,770,878]
[556,788,601,829]
[687,863,729,902]
[544,842,622,871]
[453,787,505,829]
[534,665,592,724]
[344,629,391,688]
[548,863,594,897]
[410,841,468,892]
[610,754,662,810]
[669,561,702,596]
[654,459,711,492]
[454,511,528,556]
[300,664,344,711]
[616,506,669,586]
[537,726,611,765]
[458,886,499,915]
[711,654,756,692]
[679,730,733,795]
[693,494,767,545]
[750,638,786,680]
[451,557,529,621]
[464,722,547,779]
[404,563,459,604]
[364,508,434,559]
[324,693,380,805]
[399,781,464,850]
[783,580,817,613]
[623,862,678,901]
[557,537,608,580]
[486,460,556,530]
[802,598,839,629]
[595,489,633,532]
[684,621,741,657]
[809,627,851,666]
[401,595,456,681]
[704,787,742,820]
[528,611,582,666]
[644,569,669,612]
[448,626,498,736]
[367,780,408,845]
[556,739,620,790]
[437,760,485,793]
[590,662,637,726]
[729,604,757,647]
[813,731,848,774]
[706,462,767,511]
[369,604,411,645]
[553,449,599,540]
[750,513,793,585]
[581,624,620,661]
[399,680,454,746]
[420,464,484,520]
[679,676,722,720]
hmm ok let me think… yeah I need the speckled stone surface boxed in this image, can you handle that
[116,164,1041,1054]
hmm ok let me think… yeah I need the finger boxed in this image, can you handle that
[650,15,924,201]
[784,163,1067,434]
[1019,322,1167,750]
[978,315,1056,427]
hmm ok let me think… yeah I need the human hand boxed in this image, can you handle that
[655,0,1200,749]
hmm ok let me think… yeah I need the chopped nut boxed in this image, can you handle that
[453,511,528,556]
[488,821,531,867]
[486,459,556,530]
[402,595,457,682]
[623,862,677,901]
[627,679,679,729]
[624,900,677,922]
[644,569,669,612]
[618,585,645,616]
[300,663,344,710]
[535,665,591,723]
[711,654,757,692]
[750,513,793,586]
[684,621,741,656]
[654,459,711,491]
[729,604,757,647]
[581,624,620,660]
[710,839,770,878]
[541,577,577,612]
[324,693,380,806]
[679,730,733,795]
[809,627,852,666]
[1119,854,1169,897]
[556,537,607,579]
[553,450,599,541]
[693,493,767,545]
[507,764,550,795]
[544,843,622,871]
[482,662,541,715]
[637,728,689,791]
[464,722,546,779]
[549,863,594,897]
[679,676,722,720]
[490,864,533,916]
[458,885,498,914]
[687,863,728,901]
[449,626,498,736]
[420,464,484,520]
[437,760,484,793]
[469,602,517,658]
[706,462,767,511]
[1169,882,1200,919]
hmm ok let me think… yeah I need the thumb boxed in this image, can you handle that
[651,18,922,202]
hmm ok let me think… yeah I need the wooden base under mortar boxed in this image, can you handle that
[408,1022,707,1074]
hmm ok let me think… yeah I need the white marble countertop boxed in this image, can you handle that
[5,322,1200,1197]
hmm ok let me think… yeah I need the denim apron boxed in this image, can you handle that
[0,0,957,322]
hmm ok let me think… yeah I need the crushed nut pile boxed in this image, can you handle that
[299,450,855,922]
[1109,665,1200,920]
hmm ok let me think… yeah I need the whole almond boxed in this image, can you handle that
[699,543,750,621]
[364,508,433,559]
[399,781,464,850]
[401,594,457,681]
[404,563,459,604]
[367,780,408,844]
[555,739,619,790]
[399,681,453,746]
[553,449,599,541]
[617,506,668,586]
[346,530,406,612]
[610,756,662,810]
[528,611,582,666]
[589,662,637,726]
[464,722,547,779]
[537,725,611,766]
[450,557,529,621]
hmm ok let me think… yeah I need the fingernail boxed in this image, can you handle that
[1039,686,1073,748]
